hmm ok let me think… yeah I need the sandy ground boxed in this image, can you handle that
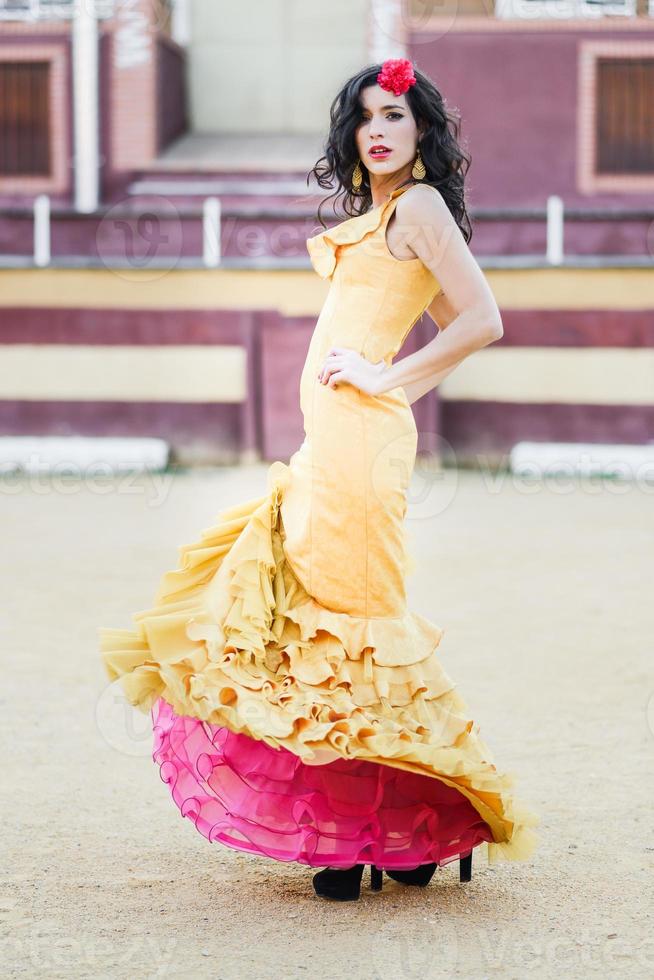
[1,461,653,979]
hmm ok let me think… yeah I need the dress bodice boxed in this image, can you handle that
[305,183,441,363]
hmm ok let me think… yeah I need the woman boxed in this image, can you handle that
[99,58,538,902]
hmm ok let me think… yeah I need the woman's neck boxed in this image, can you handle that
[368,178,416,211]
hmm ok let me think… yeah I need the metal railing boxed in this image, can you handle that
[495,0,650,17]
[0,0,114,19]
[2,193,646,270]
[26,193,223,268]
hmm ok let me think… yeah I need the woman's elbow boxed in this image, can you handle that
[480,314,504,344]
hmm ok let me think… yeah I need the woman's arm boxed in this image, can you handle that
[374,184,503,399]
[401,355,467,405]
[401,290,467,405]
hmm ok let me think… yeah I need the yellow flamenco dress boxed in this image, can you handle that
[98,184,539,871]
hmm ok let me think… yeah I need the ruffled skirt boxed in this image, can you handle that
[99,460,538,869]
[153,698,495,868]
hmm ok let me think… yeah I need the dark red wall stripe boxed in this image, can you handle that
[0,400,242,445]
[441,401,654,454]
[0,307,652,347]
[498,309,654,348]
[0,308,259,344]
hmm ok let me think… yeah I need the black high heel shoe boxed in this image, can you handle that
[312,863,383,901]
[385,850,473,887]
[385,861,438,886]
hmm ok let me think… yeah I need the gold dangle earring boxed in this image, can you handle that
[412,146,426,181]
[352,159,363,191]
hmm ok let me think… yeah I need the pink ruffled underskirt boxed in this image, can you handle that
[152,697,495,870]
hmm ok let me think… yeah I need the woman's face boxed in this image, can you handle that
[354,83,421,183]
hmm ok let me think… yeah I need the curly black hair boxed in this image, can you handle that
[307,61,472,243]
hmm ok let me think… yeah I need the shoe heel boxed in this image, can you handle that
[370,864,383,891]
[459,851,472,883]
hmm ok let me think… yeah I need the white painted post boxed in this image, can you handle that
[203,197,221,267]
[33,193,51,267]
[368,0,406,62]
[72,0,100,213]
[171,0,191,46]
[546,195,564,266]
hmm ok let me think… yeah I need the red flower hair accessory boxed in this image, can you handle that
[376,58,417,97]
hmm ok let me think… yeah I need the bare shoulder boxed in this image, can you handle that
[396,183,451,229]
